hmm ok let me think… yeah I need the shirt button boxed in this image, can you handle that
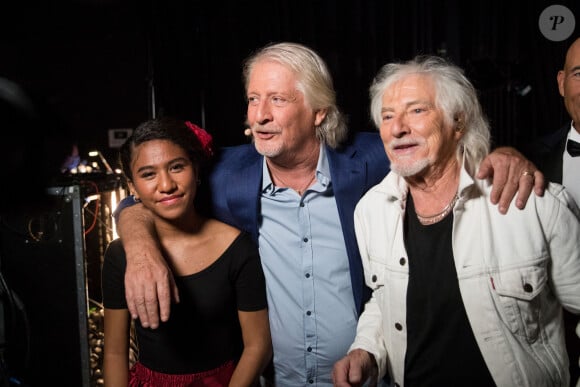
[372,274,377,282]
[305,273,310,278]
[399,257,406,266]
[395,322,403,331]
[303,237,308,243]
[307,346,312,352]
[523,283,533,293]
[309,380,314,384]
[300,202,305,207]
[306,311,311,316]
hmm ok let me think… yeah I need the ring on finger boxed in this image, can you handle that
[521,170,535,179]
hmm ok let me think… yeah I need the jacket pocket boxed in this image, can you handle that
[365,254,387,290]
[491,264,548,342]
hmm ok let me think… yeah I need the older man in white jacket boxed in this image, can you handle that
[333,55,580,387]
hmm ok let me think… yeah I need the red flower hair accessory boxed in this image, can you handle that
[185,121,214,157]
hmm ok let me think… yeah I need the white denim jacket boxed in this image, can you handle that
[350,163,580,387]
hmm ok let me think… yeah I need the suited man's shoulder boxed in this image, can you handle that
[216,143,258,159]
[203,144,261,188]
[331,131,389,182]
[520,123,571,183]
[350,130,381,145]
[526,124,570,155]
[335,130,384,155]
[351,131,388,162]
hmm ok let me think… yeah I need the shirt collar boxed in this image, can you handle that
[261,143,330,193]
[568,123,580,142]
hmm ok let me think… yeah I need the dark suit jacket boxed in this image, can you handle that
[204,131,390,314]
[526,123,569,183]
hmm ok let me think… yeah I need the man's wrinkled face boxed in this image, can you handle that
[245,60,324,160]
[379,73,460,178]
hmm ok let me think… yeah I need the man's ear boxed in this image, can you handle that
[557,70,565,97]
[314,108,327,126]
[453,114,465,135]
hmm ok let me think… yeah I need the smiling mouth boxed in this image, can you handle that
[394,143,416,150]
[392,143,419,152]
[389,142,421,158]
[158,195,183,204]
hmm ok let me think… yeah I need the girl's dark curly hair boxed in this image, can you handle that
[119,117,210,182]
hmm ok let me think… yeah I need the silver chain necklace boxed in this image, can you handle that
[416,194,459,225]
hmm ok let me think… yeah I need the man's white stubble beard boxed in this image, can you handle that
[390,157,431,177]
[254,139,284,158]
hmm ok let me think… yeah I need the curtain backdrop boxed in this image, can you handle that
[2,0,579,159]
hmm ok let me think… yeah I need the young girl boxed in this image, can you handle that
[102,117,271,386]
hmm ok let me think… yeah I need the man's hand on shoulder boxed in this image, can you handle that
[477,146,546,214]
[123,249,177,328]
[117,203,179,328]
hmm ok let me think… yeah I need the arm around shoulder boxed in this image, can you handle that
[116,202,179,328]
[477,146,546,214]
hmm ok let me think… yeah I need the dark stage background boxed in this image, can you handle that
[2,0,579,168]
[0,1,579,385]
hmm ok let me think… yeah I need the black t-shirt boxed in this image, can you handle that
[101,231,267,374]
[403,194,496,386]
